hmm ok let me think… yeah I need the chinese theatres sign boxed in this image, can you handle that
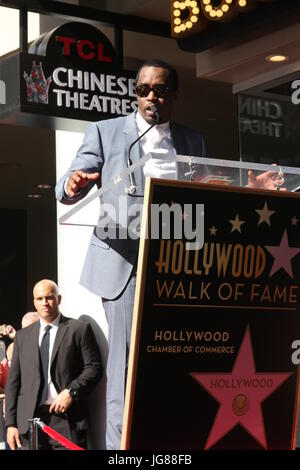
[0,22,137,131]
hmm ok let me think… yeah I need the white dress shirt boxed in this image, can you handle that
[136,111,177,179]
[38,315,60,404]
[64,112,178,195]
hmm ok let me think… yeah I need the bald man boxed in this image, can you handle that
[21,311,39,329]
[5,279,102,450]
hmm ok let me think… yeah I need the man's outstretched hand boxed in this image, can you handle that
[66,171,100,198]
[247,169,286,191]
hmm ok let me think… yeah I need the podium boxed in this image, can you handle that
[59,155,300,449]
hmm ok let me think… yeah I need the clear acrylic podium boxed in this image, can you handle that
[58,153,300,227]
[58,153,300,449]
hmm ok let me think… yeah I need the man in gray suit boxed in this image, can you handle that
[56,57,286,450]
[5,279,102,450]
[56,59,208,449]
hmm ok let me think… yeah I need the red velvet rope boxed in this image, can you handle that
[42,424,85,450]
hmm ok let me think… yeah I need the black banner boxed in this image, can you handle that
[124,179,300,450]
[0,22,137,131]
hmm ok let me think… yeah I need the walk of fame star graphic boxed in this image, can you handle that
[255,202,275,226]
[190,327,292,449]
[229,214,245,233]
[265,229,300,278]
[209,226,217,236]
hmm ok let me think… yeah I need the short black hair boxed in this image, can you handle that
[136,59,179,91]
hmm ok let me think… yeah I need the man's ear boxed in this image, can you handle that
[58,294,62,305]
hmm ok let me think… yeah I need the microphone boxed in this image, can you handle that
[126,106,159,195]
[150,105,159,123]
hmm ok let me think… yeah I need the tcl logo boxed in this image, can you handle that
[56,35,112,62]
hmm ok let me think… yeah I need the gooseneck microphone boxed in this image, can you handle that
[126,106,159,195]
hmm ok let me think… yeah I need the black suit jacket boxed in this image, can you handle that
[5,314,102,435]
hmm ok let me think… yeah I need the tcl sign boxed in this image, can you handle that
[56,35,112,62]
[171,0,277,38]
[29,21,117,66]
[0,21,136,131]
[21,21,136,122]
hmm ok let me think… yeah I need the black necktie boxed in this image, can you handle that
[39,325,52,405]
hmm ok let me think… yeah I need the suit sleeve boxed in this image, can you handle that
[4,334,21,427]
[67,323,102,395]
[55,122,104,205]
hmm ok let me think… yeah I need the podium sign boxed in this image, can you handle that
[122,178,300,450]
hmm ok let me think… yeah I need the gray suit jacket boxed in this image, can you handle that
[56,112,207,300]
[5,315,102,435]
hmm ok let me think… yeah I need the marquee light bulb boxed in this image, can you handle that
[172,0,278,37]
[265,54,288,63]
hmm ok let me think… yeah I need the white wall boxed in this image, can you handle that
[0,7,40,55]
[56,129,108,449]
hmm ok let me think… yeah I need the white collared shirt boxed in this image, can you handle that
[64,111,178,196]
[136,111,177,179]
[39,315,60,404]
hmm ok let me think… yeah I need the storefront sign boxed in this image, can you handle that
[238,93,300,167]
[239,95,283,139]
[0,22,137,131]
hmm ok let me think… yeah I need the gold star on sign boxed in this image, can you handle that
[255,202,275,226]
[229,214,245,233]
[210,226,217,236]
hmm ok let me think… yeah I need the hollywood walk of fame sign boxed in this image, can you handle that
[122,178,300,450]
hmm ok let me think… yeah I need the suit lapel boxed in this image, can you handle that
[50,314,69,365]
[170,121,186,156]
[123,113,143,193]
[31,322,41,371]
[170,121,185,177]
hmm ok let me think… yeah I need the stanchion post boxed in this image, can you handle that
[28,419,38,450]
[0,397,6,449]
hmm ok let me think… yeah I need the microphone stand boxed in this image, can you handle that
[126,108,159,195]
